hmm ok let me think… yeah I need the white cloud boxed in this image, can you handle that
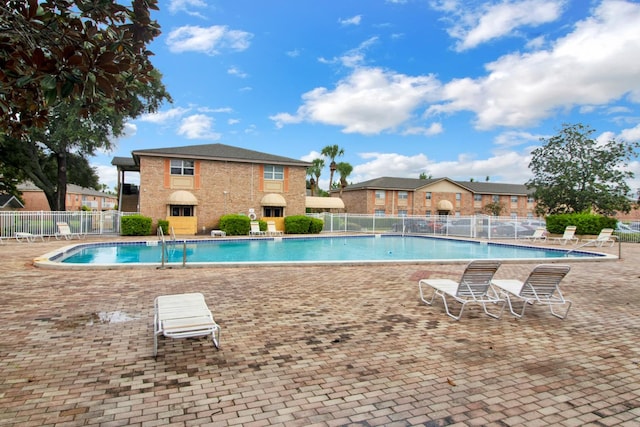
[493,130,543,147]
[300,150,324,163]
[271,67,441,134]
[352,153,432,181]
[427,0,640,129]
[351,150,533,184]
[228,118,240,125]
[166,25,253,55]
[318,37,379,68]
[177,114,221,140]
[431,0,565,51]
[402,123,443,136]
[286,49,301,58]
[168,0,207,18]
[228,67,248,78]
[339,15,362,26]
[139,107,190,123]
[618,123,640,142]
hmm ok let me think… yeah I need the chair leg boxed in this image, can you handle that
[441,295,465,321]
[482,300,506,319]
[418,283,438,306]
[212,327,221,349]
[549,301,572,319]
[504,295,528,318]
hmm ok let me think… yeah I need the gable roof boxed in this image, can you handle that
[341,176,531,195]
[18,182,116,198]
[0,194,24,209]
[131,143,311,167]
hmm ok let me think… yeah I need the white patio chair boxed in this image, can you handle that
[549,226,578,245]
[418,260,505,320]
[154,292,220,357]
[580,228,616,247]
[491,264,572,319]
[266,221,283,236]
[55,222,83,240]
[249,221,266,236]
[520,227,547,242]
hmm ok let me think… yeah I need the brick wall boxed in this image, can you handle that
[139,156,308,233]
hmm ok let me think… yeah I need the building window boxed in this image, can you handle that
[456,193,461,201]
[527,196,535,203]
[398,209,408,216]
[171,205,193,216]
[425,192,432,200]
[511,196,518,203]
[492,195,500,202]
[374,209,385,216]
[425,211,432,217]
[398,191,408,200]
[170,159,195,176]
[474,194,482,202]
[375,190,385,200]
[264,165,284,180]
[263,206,283,217]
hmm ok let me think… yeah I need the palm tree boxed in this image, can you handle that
[321,144,345,191]
[336,162,353,198]
[307,158,324,196]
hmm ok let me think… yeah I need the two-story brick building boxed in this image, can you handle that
[18,182,117,211]
[113,143,313,234]
[336,177,537,218]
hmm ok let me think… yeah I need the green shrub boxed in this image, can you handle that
[546,213,616,235]
[309,217,324,233]
[157,219,169,235]
[121,215,152,236]
[284,215,311,234]
[284,215,323,234]
[219,214,251,235]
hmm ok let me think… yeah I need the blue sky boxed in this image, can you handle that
[93,0,640,195]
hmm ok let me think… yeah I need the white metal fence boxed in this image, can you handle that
[310,213,547,240]
[310,212,640,243]
[0,211,122,238]
[1,211,637,243]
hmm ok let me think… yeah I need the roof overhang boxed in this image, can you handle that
[261,193,287,207]
[167,190,198,205]
[305,196,345,210]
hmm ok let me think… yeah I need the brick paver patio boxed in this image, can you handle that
[0,238,638,426]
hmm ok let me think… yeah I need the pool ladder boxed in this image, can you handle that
[158,226,187,268]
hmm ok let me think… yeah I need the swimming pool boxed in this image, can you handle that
[37,235,611,268]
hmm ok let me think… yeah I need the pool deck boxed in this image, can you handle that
[0,237,638,426]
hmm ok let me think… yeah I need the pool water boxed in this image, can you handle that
[56,235,600,265]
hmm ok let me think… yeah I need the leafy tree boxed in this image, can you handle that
[419,172,432,179]
[0,160,25,200]
[483,201,504,216]
[321,144,345,191]
[335,162,353,197]
[527,123,639,215]
[1,1,171,210]
[0,0,164,138]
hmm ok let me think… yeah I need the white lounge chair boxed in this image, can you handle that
[266,221,283,236]
[15,232,47,242]
[549,226,578,245]
[418,260,505,320]
[581,228,616,247]
[249,221,265,236]
[492,264,572,319]
[154,292,220,357]
[520,227,547,242]
[55,222,83,240]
